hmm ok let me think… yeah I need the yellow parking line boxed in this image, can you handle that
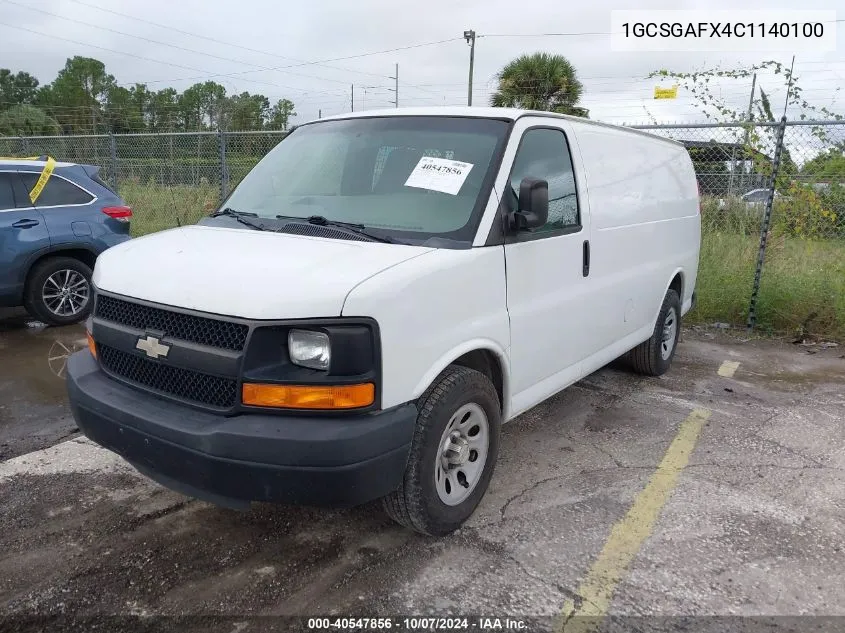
[556,408,712,632]
[717,360,741,378]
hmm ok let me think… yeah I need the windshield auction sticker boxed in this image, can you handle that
[404,157,474,196]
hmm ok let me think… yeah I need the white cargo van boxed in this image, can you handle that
[66,107,700,536]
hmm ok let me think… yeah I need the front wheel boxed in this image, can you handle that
[382,365,501,536]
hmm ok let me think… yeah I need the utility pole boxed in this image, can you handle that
[740,73,757,190]
[351,84,354,112]
[729,73,757,195]
[464,29,476,106]
[743,73,757,147]
[389,63,399,107]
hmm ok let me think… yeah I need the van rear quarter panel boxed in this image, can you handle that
[569,121,700,345]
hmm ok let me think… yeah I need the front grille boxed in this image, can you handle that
[98,343,238,409]
[96,295,248,351]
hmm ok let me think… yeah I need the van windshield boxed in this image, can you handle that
[219,116,509,245]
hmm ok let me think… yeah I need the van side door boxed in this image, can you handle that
[0,171,51,307]
[500,119,592,417]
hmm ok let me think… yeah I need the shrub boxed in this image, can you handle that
[772,183,838,238]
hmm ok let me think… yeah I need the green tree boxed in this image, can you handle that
[104,85,147,133]
[268,98,296,130]
[0,104,60,136]
[149,88,178,132]
[801,145,845,179]
[39,56,116,133]
[226,92,270,131]
[179,81,227,130]
[178,84,204,130]
[0,69,40,110]
[490,53,587,117]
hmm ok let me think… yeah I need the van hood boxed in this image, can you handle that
[93,224,433,319]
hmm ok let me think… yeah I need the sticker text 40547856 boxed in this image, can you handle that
[404,156,474,196]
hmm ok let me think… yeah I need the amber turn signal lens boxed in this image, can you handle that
[87,331,97,358]
[242,383,375,410]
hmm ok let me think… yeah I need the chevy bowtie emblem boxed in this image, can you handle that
[136,335,170,359]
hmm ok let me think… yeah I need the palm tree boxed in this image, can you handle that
[490,53,588,117]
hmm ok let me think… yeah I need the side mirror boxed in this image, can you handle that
[509,177,549,231]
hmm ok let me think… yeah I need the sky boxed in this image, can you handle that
[0,0,843,126]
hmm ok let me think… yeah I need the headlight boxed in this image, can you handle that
[288,329,330,370]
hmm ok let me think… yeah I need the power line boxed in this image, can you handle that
[479,31,610,38]
[137,38,464,85]
[0,20,319,95]
[67,0,394,81]
[0,0,371,88]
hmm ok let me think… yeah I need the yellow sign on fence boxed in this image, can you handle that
[654,85,679,99]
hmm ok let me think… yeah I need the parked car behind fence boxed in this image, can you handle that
[0,156,132,326]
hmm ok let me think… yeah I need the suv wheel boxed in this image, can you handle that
[382,365,501,536]
[24,257,93,326]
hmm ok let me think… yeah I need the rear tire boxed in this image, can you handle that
[629,288,681,377]
[382,365,501,536]
[24,257,93,327]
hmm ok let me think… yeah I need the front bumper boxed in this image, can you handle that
[66,351,416,509]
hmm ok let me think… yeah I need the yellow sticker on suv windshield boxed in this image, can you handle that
[28,157,56,204]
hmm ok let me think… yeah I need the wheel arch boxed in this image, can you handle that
[650,268,685,326]
[22,246,98,288]
[410,340,510,420]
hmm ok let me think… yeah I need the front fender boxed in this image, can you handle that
[342,246,511,416]
[410,338,511,419]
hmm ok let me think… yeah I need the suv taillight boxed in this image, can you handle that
[102,205,132,219]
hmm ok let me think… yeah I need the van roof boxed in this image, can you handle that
[311,106,684,148]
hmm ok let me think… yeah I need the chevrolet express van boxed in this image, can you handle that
[66,107,701,536]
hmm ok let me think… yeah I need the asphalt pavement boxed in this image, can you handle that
[0,313,843,633]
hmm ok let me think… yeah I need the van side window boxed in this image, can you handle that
[0,174,16,211]
[18,173,94,206]
[509,128,579,233]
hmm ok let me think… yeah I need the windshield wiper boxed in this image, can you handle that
[275,214,403,244]
[209,207,269,231]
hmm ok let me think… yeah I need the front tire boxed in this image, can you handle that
[383,365,501,536]
[24,257,93,327]
[629,288,681,376]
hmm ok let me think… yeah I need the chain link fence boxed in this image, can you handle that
[1,120,843,338]
[631,119,845,338]
[0,130,289,234]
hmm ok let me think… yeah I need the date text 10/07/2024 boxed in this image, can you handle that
[307,617,529,631]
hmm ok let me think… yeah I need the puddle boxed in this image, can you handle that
[0,318,87,400]
[0,315,86,460]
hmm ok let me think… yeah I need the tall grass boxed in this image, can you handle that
[690,232,845,339]
[121,181,219,236]
[119,184,845,340]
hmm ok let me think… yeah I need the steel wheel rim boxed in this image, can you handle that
[42,270,89,317]
[435,402,489,506]
[661,306,677,360]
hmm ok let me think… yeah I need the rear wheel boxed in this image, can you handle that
[382,365,501,536]
[629,288,681,376]
[24,257,93,327]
